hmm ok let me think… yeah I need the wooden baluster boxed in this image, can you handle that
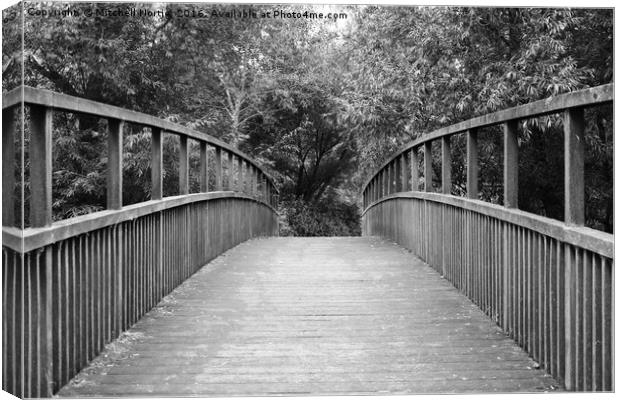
[199,142,208,193]
[424,142,433,192]
[564,108,585,225]
[2,107,15,226]
[442,136,451,194]
[151,128,163,200]
[179,136,189,195]
[30,105,54,226]
[467,129,478,199]
[410,148,419,191]
[504,120,519,208]
[215,147,222,191]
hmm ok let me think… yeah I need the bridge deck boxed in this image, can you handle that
[59,237,559,396]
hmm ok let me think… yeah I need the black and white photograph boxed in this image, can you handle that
[0,1,615,398]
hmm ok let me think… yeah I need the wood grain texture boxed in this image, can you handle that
[58,237,558,397]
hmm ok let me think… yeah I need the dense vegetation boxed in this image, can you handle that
[2,4,613,234]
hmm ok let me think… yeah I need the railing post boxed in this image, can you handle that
[151,128,163,200]
[236,156,243,192]
[2,107,15,226]
[424,141,433,192]
[401,153,409,192]
[179,136,189,195]
[564,107,585,226]
[199,142,208,192]
[215,147,222,191]
[442,136,451,194]
[106,119,123,210]
[410,148,419,191]
[503,120,519,208]
[467,129,478,199]
[30,105,53,226]
[227,152,234,191]
[394,156,401,192]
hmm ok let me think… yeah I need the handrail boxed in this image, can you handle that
[362,83,613,192]
[2,191,276,253]
[365,191,613,258]
[2,85,279,231]
[362,83,614,230]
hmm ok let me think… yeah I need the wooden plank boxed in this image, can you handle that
[3,107,16,226]
[58,237,559,396]
[227,152,234,191]
[179,136,189,195]
[466,129,478,199]
[107,119,124,210]
[564,108,585,226]
[442,136,451,194]
[151,128,163,200]
[503,120,518,209]
[29,105,53,227]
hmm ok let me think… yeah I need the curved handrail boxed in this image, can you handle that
[2,191,277,253]
[2,85,280,239]
[3,85,278,189]
[362,83,613,192]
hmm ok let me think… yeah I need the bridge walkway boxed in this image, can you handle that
[58,237,559,396]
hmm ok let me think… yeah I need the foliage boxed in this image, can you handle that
[2,4,613,233]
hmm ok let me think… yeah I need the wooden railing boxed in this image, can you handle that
[361,84,614,391]
[2,86,279,398]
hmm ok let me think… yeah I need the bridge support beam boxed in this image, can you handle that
[503,120,518,208]
[467,129,478,199]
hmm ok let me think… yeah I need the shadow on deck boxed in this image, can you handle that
[58,237,558,396]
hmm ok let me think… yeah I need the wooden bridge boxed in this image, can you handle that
[2,84,614,397]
